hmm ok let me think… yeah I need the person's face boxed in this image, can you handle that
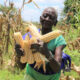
[40,9,57,29]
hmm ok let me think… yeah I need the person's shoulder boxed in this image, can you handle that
[50,35,64,41]
[56,35,65,41]
[55,35,67,47]
[57,35,64,39]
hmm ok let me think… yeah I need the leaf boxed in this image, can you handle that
[24,0,40,9]
[25,0,33,4]
[71,63,80,75]
[33,1,40,9]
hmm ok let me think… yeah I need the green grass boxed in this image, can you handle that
[64,70,80,78]
[64,49,80,78]
[64,49,80,65]
[0,69,25,80]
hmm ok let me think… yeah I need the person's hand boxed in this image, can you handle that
[15,44,24,57]
[30,40,50,58]
[31,40,61,72]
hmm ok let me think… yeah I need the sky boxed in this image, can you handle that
[0,0,65,22]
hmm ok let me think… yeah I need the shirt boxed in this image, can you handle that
[26,35,66,80]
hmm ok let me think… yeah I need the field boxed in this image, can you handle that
[0,0,80,80]
[0,23,80,80]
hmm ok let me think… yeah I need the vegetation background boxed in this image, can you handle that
[0,0,80,80]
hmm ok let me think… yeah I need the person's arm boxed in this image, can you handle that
[31,42,65,73]
[54,45,65,64]
[48,45,65,73]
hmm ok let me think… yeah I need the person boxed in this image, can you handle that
[15,7,71,80]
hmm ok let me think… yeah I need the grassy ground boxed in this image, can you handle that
[0,69,25,80]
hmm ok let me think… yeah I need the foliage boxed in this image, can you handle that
[63,0,80,28]
[0,4,17,16]
[63,49,80,78]
[0,3,24,55]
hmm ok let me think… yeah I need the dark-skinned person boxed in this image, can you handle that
[15,7,71,80]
